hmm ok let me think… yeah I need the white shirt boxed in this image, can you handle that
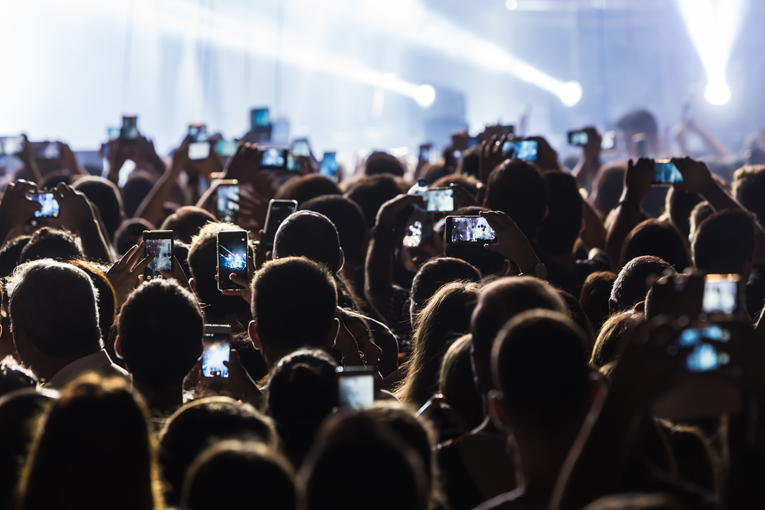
[45,350,130,389]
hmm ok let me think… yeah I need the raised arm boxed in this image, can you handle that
[51,183,113,263]
[134,142,187,226]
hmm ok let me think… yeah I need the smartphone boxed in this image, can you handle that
[188,123,208,143]
[675,325,732,372]
[337,366,375,410]
[501,140,538,161]
[215,139,238,157]
[202,324,231,380]
[320,152,339,180]
[31,142,62,160]
[568,130,589,146]
[260,148,288,170]
[107,127,121,140]
[420,188,454,212]
[250,108,271,129]
[0,135,25,156]
[601,131,617,152]
[703,274,741,315]
[217,230,248,291]
[446,215,497,244]
[499,125,515,135]
[216,180,239,223]
[143,230,174,281]
[652,160,683,185]
[27,192,59,218]
[287,154,304,172]
[402,205,432,249]
[418,144,432,162]
[122,115,138,141]
[291,138,311,157]
[264,199,297,250]
[466,136,481,148]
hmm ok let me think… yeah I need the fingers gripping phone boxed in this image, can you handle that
[216,180,240,223]
[264,199,297,250]
[217,230,248,291]
[446,216,498,244]
[202,324,231,380]
[143,230,174,281]
[337,366,375,410]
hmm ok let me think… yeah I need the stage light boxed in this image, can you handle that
[705,80,731,106]
[505,0,518,10]
[559,81,583,107]
[415,85,436,107]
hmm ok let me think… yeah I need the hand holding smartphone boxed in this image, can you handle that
[217,230,248,290]
[143,230,174,281]
[202,324,232,380]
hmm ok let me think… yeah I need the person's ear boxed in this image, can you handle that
[500,259,511,276]
[114,336,124,359]
[248,320,261,350]
[337,248,345,273]
[489,389,512,430]
[189,278,198,297]
[327,317,340,350]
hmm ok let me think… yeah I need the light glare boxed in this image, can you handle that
[705,80,731,105]
[415,85,436,108]
[505,0,518,10]
[559,81,583,107]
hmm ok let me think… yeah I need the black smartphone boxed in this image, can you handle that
[420,188,454,212]
[143,230,174,281]
[250,108,271,129]
[122,115,138,142]
[188,123,210,160]
[264,199,297,250]
[446,215,497,244]
[216,180,239,223]
[27,192,60,219]
[674,324,732,372]
[703,274,741,315]
[501,140,538,161]
[0,135,25,156]
[202,324,231,380]
[652,160,683,185]
[291,138,311,157]
[337,366,375,410]
[260,148,289,170]
[320,152,339,180]
[418,144,432,162]
[568,130,589,146]
[217,230,248,291]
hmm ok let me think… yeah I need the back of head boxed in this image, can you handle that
[301,413,427,510]
[188,222,251,317]
[617,109,658,136]
[251,257,337,360]
[159,396,276,505]
[580,271,618,335]
[273,211,341,272]
[558,289,595,351]
[275,174,341,205]
[458,146,481,178]
[182,440,298,510]
[485,159,547,240]
[68,260,117,344]
[410,257,482,312]
[439,334,484,430]
[18,375,160,510]
[122,171,156,218]
[611,256,675,313]
[118,279,203,390]
[19,227,83,264]
[444,206,507,276]
[0,236,31,279]
[114,218,154,256]
[365,151,405,177]
[8,260,100,359]
[492,310,590,435]
[160,206,215,244]
[593,162,626,215]
[621,219,691,271]
[689,201,715,240]
[733,165,765,225]
[538,171,583,256]
[591,310,645,367]
[345,174,405,228]
[72,176,123,241]
[665,188,704,239]
[300,195,367,264]
[267,349,339,465]
[692,209,755,275]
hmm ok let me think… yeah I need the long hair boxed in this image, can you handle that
[394,281,480,408]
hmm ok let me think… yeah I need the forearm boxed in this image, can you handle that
[581,198,607,251]
[606,197,642,272]
[694,124,733,159]
[78,220,113,263]
[572,155,601,190]
[134,164,182,224]
[364,232,395,318]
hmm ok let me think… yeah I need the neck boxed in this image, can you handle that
[133,381,184,415]
[39,348,100,381]
[512,426,579,505]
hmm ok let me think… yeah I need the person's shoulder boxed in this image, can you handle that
[472,489,530,510]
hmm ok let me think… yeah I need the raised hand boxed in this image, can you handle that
[479,134,512,184]
[0,180,41,237]
[622,157,654,206]
[670,156,715,195]
[106,243,154,307]
[480,210,539,274]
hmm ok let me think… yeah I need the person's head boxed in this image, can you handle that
[419,163,449,185]
[0,359,37,397]
[273,211,343,273]
[439,334,484,430]
[617,109,659,157]
[19,228,83,264]
[122,170,156,218]
[733,164,765,225]
[409,257,481,324]
[558,289,595,351]
[664,424,717,493]
[181,440,299,510]
[538,171,583,256]
[610,256,675,314]
[114,218,154,256]
[267,349,339,467]
[275,174,341,205]
[17,375,163,510]
[692,209,755,277]
[665,188,704,239]
[491,310,592,441]
[300,195,368,266]
[580,271,618,335]
[364,151,406,177]
[160,206,215,244]
[444,206,508,276]
[7,260,100,379]
[300,412,428,510]
[484,159,547,241]
[395,281,480,407]
[0,235,31,279]
[458,146,481,178]
[116,279,203,394]
[345,174,406,228]
[689,201,715,240]
[470,277,567,394]
[188,221,251,318]
[620,219,691,271]
[159,396,277,506]
[592,162,626,216]
[67,260,117,348]
[591,310,645,367]
[72,176,124,241]
[432,174,481,195]
[250,257,338,368]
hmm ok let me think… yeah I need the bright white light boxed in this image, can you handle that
[676,0,746,105]
[505,0,518,10]
[415,85,436,108]
[558,81,583,107]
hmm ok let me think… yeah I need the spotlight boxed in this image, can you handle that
[414,85,436,108]
[505,0,518,10]
[705,80,731,106]
[558,81,583,107]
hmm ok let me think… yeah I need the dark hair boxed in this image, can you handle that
[665,188,704,239]
[19,228,83,264]
[610,256,675,313]
[620,219,691,271]
[492,310,590,434]
[591,310,645,367]
[733,165,765,225]
[251,257,337,360]
[485,159,547,241]
[444,206,507,276]
[72,176,123,241]
[345,174,406,228]
[616,109,658,135]
[160,206,215,245]
[364,152,405,177]
[300,195,368,263]
[18,375,163,510]
[0,359,37,397]
[122,171,156,218]
[114,218,154,256]
[118,280,203,389]
[538,171,583,255]
[580,271,617,335]
[68,260,118,345]
[593,163,626,215]
[8,260,100,357]
[0,235,31,279]
[159,397,277,506]
[181,440,298,510]
[439,335,484,430]
[275,174,341,205]
[689,201,715,239]
[692,209,755,275]
[267,349,339,466]
[273,211,341,272]
[557,289,595,352]
[458,146,481,178]
[410,257,481,312]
